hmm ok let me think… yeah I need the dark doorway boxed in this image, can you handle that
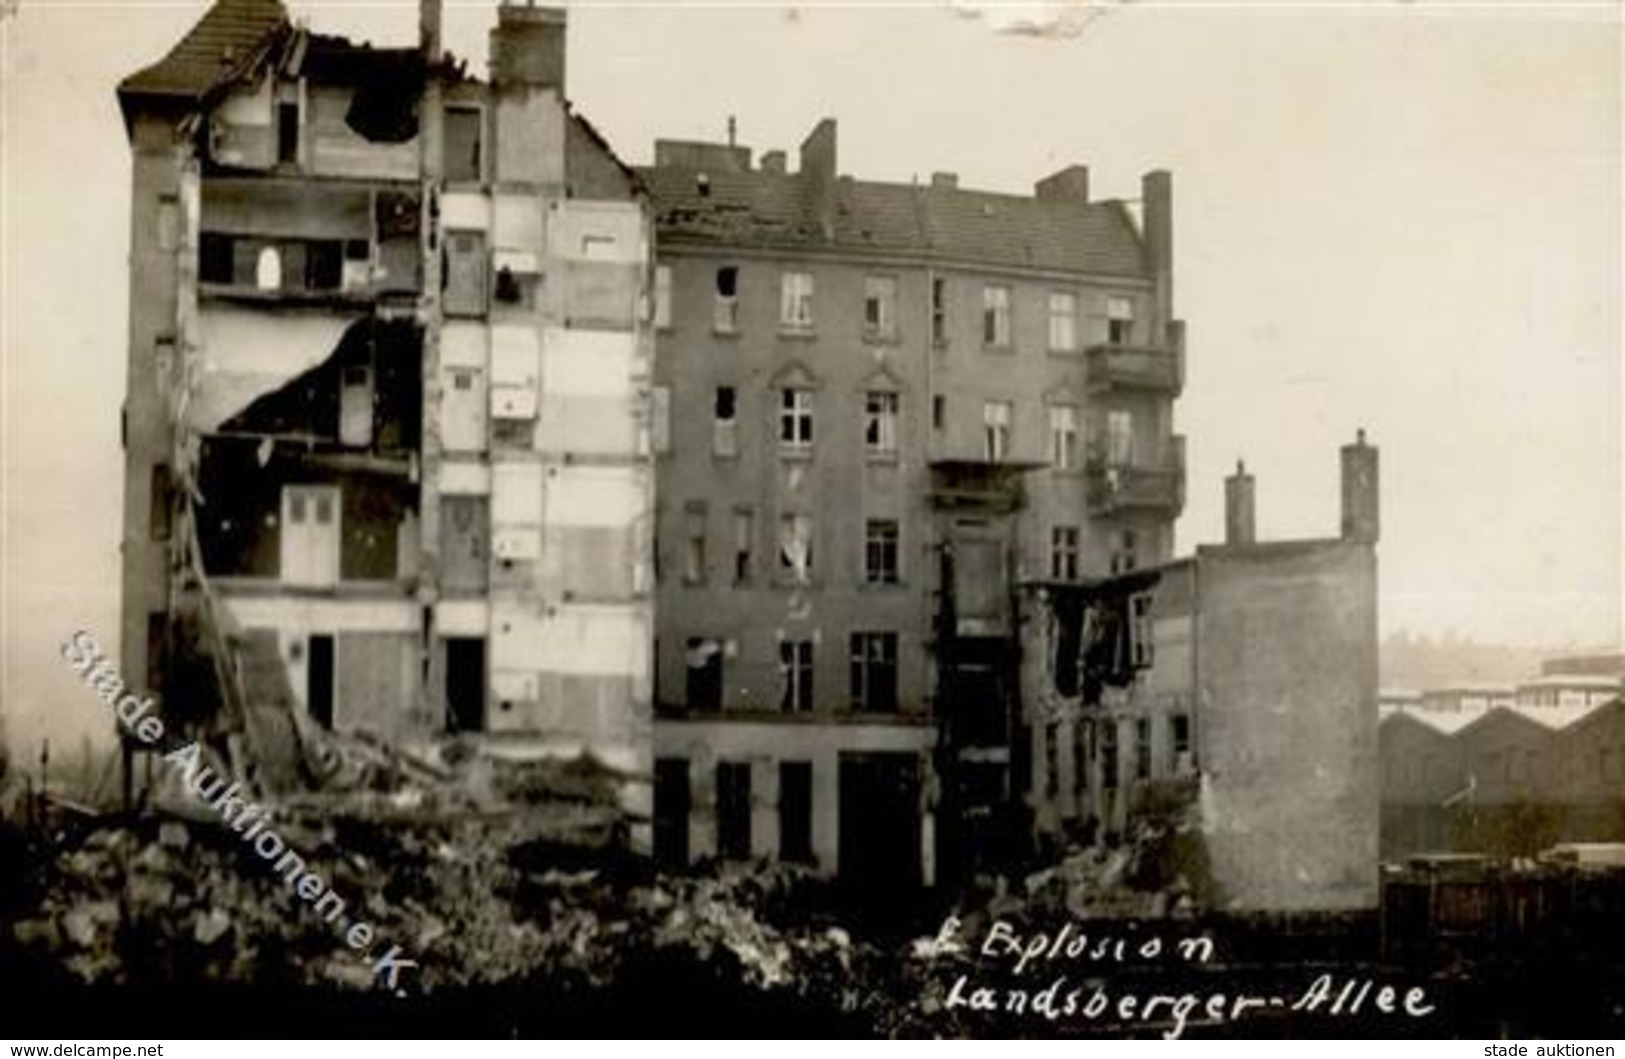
[838,752,921,894]
[445,636,486,733]
[307,634,334,729]
[779,760,814,865]
[653,758,691,867]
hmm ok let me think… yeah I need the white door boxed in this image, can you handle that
[281,485,340,587]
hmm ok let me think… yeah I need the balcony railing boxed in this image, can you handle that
[1087,343,1184,395]
[1086,436,1186,515]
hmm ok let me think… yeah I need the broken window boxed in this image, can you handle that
[931,276,948,345]
[145,612,168,696]
[443,105,483,183]
[684,503,707,584]
[685,637,723,710]
[1107,295,1135,346]
[1044,721,1061,799]
[1073,720,1091,795]
[778,513,813,582]
[848,632,898,712]
[713,386,738,457]
[779,761,814,864]
[654,265,673,328]
[983,284,1011,347]
[1110,529,1138,575]
[1130,592,1154,668]
[1105,409,1134,467]
[932,394,946,432]
[982,400,1012,462]
[339,365,374,448]
[200,233,234,284]
[864,391,898,455]
[732,507,754,584]
[1050,404,1079,470]
[1049,291,1078,352]
[1050,526,1080,582]
[715,266,740,332]
[653,758,691,867]
[715,761,752,859]
[864,275,897,340]
[276,99,299,165]
[780,388,813,449]
[780,639,814,713]
[865,519,899,585]
[780,270,814,330]
[1134,717,1152,781]
[1101,721,1119,791]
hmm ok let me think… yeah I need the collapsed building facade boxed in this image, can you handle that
[638,128,1185,888]
[116,0,655,833]
[1021,441,1382,911]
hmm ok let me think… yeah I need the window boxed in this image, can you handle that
[864,275,897,340]
[865,519,900,585]
[779,513,813,581]
[780,639,814,713]
[1044,722,1061,798]
[443,105,483,183]
[1134,718,1152,781]
[983,400,1012,462]
[1050,526,1080,582]
[255,245,282,291]
[1107,295,1134,346]
[932,394,946,432]
[149,463,174,542]
[716,761,752,859]
[864,391,898,455]
[1049,404,1079,470]
[849,632,899,712]
[1048,291,1078,352]
[684,504,707,584]
[276,100,299,165]
[1101,721,1119,791]
[654,265,673,328]
[1170,714,1191,769]
[1110,529,1138,575]
[931,276,948,345]
[779,388,813,449]
[780,271,814,330]
[779,762,814,864]
[715,266,739,332]
[983,284,1011,346]
[733,507,754,584]
[1105,409,1134,466]
[651,386,671,454]
[1073,719,1091,795]
[685,637,723,710]
[1130,592,1154,667]
[713,386,738,457]
[653,758,690,867]
[199,233,233,284]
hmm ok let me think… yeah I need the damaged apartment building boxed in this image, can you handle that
[1020,439,1381,911]
[115,0,655,829]
[640,127,1186,890]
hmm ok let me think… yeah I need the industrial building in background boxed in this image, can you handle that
[115,0,655,834]
[639,124,1186,890]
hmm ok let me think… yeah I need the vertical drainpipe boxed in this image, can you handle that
[418,0,446,730]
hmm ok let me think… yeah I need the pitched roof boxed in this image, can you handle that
[119,0,289,106]
[636,164,1147,277]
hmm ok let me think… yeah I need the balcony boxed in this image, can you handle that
[1086,436,1185,516]
[928,459,1041,513]
[1087,343,1184,396]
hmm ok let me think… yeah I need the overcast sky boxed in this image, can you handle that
[2,0,1620,756]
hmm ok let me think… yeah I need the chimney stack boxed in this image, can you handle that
[1341,429,1380,544]
[490,3,567,92]
[420,0,443,62]
[799,118,838,240]
[760,150,786,175]
[1224,460,1256,546]
[1142,169,1173,346]
[930,172,958,190]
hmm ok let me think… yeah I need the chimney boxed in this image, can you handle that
[1035,164,1089,203]
[490,3,567,92]
[1141,169,1173,345]
[760,150,787,175]
[1341,430,1380,544]
[1224,460,1256,547]
[930,172,958,190]
[799,118,837,240]
[420,0,443,62]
